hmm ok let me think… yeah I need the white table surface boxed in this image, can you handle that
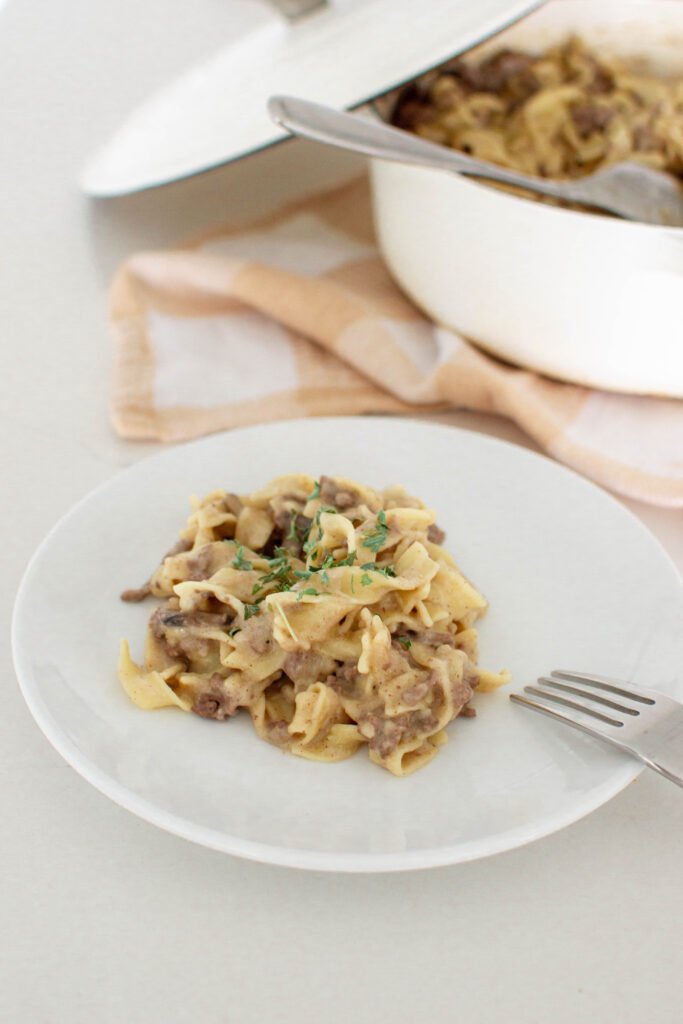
[2,1,681,1021]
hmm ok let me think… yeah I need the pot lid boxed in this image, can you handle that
[81,0,545,196]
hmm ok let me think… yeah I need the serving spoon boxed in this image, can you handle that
[268,94,683,228]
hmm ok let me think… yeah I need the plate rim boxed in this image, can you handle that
[12,417,681,872]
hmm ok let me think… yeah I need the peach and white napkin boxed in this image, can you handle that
[110,177,683,507]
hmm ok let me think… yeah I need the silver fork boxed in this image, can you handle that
[268,95,683,228]
[510,670,683,788]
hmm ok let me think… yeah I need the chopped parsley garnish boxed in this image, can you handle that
[361,510,388,553]
[249,547,300,593]
[228,625,240,637]
[286,515,299,540]
[258,569,292,592]
[302,535,318,557]
[268,546,289,562]
[315,506,337,526]
[308,481,321,500]
[337,551,357,567]
[243,604,260,620]
[264,505,374,600]
[396,636,412,650]
[359,562,396,579]
[360,573,372,587]
[231,545,252,571]
[302,507,336,564]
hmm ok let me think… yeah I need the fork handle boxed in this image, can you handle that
[632,714,683,789]
[635,754,683,789]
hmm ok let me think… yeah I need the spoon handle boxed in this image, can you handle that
[268,94,572,201]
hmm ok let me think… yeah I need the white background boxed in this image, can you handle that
[1,1,681,1021]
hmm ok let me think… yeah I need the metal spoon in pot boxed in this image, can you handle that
[268,94,683,228]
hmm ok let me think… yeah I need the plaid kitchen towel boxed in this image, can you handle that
[110,176,683,507]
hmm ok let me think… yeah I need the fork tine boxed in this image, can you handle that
[512,685,683,787]
[524,686,624,727]
[551,671,656,705]
[537,676,640,715]
[509,692,621,744]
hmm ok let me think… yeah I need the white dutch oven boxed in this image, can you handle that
[370,0,683,396]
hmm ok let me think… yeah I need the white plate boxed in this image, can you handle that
[12,418,683,871]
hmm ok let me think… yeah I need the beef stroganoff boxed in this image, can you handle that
[118,475,509,776]
[393,36,683,182]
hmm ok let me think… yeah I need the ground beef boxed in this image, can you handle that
[633,124,659,151]
[192,673,236,721]
[464,664,480,691]
[585,56,614,96]
[413,630,455,647]
[318,476,361,511]
[360,709,439,758]
[272,509,312,556]
[570,101,614,138]
[391,94,436,130]
[295,514,312,537]
[401,680,430,706]
[120,583,152,603]
[326,661,359,696]
[284,650,326,688]
[186,546,213,581]
[453,669,476,710]
[266,721,291,746]
[239,613,274,655]
[449,49,538,100]
[273,509,291,533]
[427,523,446,545]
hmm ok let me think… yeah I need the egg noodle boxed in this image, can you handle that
[118,475,509,776]
[393,36,683,182]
